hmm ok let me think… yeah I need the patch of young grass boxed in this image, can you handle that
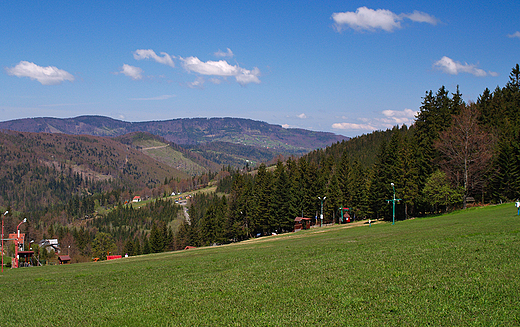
[1,204,519,326]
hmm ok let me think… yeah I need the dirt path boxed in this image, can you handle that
[142,145,169,150]
[230,219,382,246]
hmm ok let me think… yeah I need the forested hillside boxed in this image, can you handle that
[0,117,347,169]
[177,65,520,247]
[0,131,190,213]
[0,116,348,152]
[1,64,519,262]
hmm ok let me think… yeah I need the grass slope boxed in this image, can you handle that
[115,132,219,175]
[142,146,208,176]
[1,204,519,326]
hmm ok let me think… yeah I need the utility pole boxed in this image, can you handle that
[318,196,326,227]
[1,210,7,273]
[387,183,401,225]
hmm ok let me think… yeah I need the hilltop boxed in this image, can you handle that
[0,116,349,152]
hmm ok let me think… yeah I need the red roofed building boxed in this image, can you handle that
[58,255,71,264]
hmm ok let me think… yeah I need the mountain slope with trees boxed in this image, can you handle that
[0,116,348,152]
[0,131,188,213]
[0,116,348,169]
[1,64,519,263]
[176,64,520,247]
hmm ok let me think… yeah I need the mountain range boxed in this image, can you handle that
[0,116,349,213]
[0,115,348,151]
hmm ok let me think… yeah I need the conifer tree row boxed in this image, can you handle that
[178,64,520,246]
[3,65,520,256]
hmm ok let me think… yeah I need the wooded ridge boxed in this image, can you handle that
[0,116,349,152]
[1,64,519,263]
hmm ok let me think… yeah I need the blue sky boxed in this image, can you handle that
[1,1,519,137]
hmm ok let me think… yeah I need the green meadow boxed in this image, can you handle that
[1,204,519,326]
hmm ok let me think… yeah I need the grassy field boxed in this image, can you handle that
[1,204,519,326]
[142,146,208,176]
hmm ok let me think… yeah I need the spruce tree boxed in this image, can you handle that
[142,236,151,254]
[269,161,291,232]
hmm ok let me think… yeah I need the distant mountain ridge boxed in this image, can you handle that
[0,116,349,152]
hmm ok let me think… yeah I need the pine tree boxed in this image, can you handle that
[133,238,141,255]
[92,232,116,260]
[269,161,292,232]
[154,222,164,251]
[142,236,151,254]
[166,226,174,251]
[226,173,251,241]
[287,158,304,219]
[251,164,272,235]
[123,238,134,256]
[398,133,419,218]
[349,160,369,219]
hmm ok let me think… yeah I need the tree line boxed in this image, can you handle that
[2,64,519,258]
[175,64,520,247]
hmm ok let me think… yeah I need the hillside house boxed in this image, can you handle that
[40,239,60,253]
[132,196,141,203]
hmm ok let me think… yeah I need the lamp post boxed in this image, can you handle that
[318,196,326,227]
[1,210,7,273]
[14,218,27,268]
[386,183,401,225]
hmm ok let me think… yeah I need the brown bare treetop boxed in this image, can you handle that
[434,103,495,208]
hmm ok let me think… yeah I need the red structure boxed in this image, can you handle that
[339,207,351,223]
[107,255,122,260]
[294,217,312,231]
[8,232,25,268]
[58,255,71,264]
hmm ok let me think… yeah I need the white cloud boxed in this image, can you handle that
[404,11,439,25]
[119,64,143,80]
[434,56,497,77]
[133,49,175,68]
[508,31,520,39]
[382,108,417,124]
[128,48,259,86]
[332,122,376,130]
[209,78,223,84]
[6,61,74,85]
[187,76,205,89]
[332,7,400,32]
[282,124,290,128]
[332,7,438,32]
[181,57,237,76]
[214,48,234,58]
[180,56,260,85]
[333,108,418,133]
[235,67,261,85]
[297,113,307,119]
[130,94,175,100]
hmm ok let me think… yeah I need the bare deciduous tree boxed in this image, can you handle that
[435,103,495,208]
